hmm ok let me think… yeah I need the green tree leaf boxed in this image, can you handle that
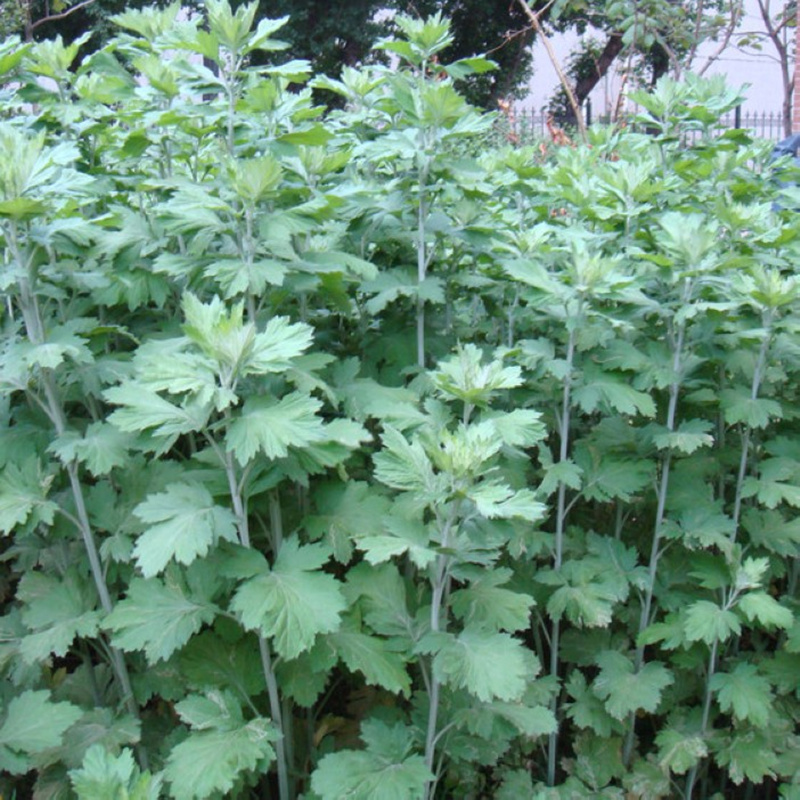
[653,419,714,454]
[179,630,264,698]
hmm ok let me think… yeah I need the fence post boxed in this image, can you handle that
[734,104,741,129]
[585,97,592,128]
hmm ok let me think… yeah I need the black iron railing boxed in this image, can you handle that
[507,103,790,143]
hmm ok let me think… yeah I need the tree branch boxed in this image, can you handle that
[515,0,588,141]
[30,0,96,34]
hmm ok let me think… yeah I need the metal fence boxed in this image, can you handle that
[508,105,790,143]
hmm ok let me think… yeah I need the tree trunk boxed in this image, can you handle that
[573,32,624,104]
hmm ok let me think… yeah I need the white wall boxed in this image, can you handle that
[521,0,790,116]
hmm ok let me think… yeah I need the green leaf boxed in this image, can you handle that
[275,639,337,707]
[684,600,742,645]
[430,628,528,702]
[329,628,411,696]
[49,422,135,477]
[373,427,440,495]
[180,631,264,698]
[311,719,433,800]
[226,392,327,465]
[344,563,416,641]
[106,387,210,440]
[70,745,162,800]
[592,651,673,720]
[0,457,57,535]
[564,671,618,737]
[710,663,773,727]
[741,457,800,509]
[467,481,546,522]
[542,560,626,628]
[357,514,437,569]
[442,56,497,79]
[573,367,656,417]
[231,536,345,659]
[451,569,534,632]
[737,592,793,630]
[572,732,626,789]
[487,409,547,448]
[656,729,708,774]
[105,573,217,663]
[720,388,782,429]
[46,708,141,773]
[305,481,391,563]
[432,343,521,407]
[653,419,714,454]
[133,483,238,577]
[18,570,101,663]
[248,316,315,373]
[165,690,277,800]
[539,459,583,496]
[713,728,778,784]
[0,690,82,768]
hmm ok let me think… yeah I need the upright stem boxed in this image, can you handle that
[731,321,771,540]
[424,509,458,800]
[685,614,723,799]
[8,229,143,761]
[224,451,290,800]
[547,323,576,786]
[417,157,430,370]
[625,302,688,766]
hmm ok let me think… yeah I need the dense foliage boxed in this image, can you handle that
[1,4,799,799]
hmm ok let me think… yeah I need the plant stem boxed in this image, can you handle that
[8,232,143,762]
[684,630,720,798]
[547,322,576,786]
[224,451,290,800]
[417,157,430,370]
[424,509,457,800]
[624,300,688,766]
[731,318,771,541]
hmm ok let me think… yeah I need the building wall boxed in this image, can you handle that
[521,0,791,118]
